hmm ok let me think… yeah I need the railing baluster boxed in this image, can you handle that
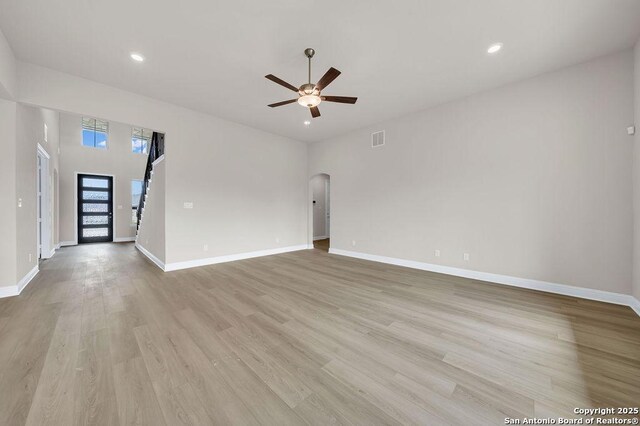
[136,132,164,231]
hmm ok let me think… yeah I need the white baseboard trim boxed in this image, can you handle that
[17,265,39,293]
[313,236,329,241]
[59,241,76,247]
[114,237,136,243]
[135,243,166,270]
[329,248,640,316]
[0,265,39,298]
[0,286,17,298]
[39,243,61,260]
[629,297,640,316]
[164,244,309,272]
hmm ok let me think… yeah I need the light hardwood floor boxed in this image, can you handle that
[0,243,638,425]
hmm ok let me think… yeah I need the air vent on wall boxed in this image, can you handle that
[371,130,385,147]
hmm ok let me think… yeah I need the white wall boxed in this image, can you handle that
[311,174,329,239]
[137,157,166,264]
[0,99,17,288]
[165,111,307,264]
[19,62,308,264]
[14,105,37,280]
[310,50,635,295]
[38,108,61,247]
[29,107,60,252]
[58,112,146,243]
[15,104,60,279]
[634,39,640,302]
[0,30,19,290]
[0,101,59,293]
[0,27,16,99]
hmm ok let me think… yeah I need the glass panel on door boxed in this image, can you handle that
[77,174,113,243]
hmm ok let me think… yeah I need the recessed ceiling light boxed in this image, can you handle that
[130,53,145,62]
[304,120,311,126]
[487,43,503,54]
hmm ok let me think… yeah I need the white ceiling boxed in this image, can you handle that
[1,0,640,142]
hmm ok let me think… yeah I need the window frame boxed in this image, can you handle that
[81,117,109,150]
[131,127,152,155]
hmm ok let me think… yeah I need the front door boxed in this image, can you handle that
[77,174,113,243]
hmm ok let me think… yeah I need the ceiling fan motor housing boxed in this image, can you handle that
[299,83,319,96]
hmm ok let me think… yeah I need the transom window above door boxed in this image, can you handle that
[82,117,108,149]
[132,127,152,154]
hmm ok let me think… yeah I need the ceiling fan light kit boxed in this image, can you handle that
[266,48,358,119]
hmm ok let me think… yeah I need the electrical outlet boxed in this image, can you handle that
[627,126,636,135]
[18,198,22,208]
[203,244,208,251]
[351,240,356,247]
[463,253,470,261]
[117,205,123,210]
[275,237,280,243]
[183,202,194,209]
[29,253,32,262]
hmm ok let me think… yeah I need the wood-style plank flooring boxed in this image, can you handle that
[313,238,329,252]
[0,243,639,425]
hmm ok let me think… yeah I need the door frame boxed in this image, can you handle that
[307,173,331,249]
[36,144,52,259]
[324,177,330,238]
[74,172,116,244]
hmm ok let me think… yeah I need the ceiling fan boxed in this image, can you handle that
[265,48,357,119]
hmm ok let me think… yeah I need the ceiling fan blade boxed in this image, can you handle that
[315,67,341,91]
[265,74,299,92]
[322,96,358,104]
[310,106,321,118]
[268,99,298,108]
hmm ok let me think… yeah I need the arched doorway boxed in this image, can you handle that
[310,173,330,251]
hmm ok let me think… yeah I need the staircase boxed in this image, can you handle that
[136,132,164,232]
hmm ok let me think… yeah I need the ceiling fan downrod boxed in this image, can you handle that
[304,48,315,85]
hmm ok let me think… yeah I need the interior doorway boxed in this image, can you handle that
[311,173,330,251]
[36,144,52,259]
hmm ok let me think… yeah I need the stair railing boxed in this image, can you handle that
[136,132,165,231]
